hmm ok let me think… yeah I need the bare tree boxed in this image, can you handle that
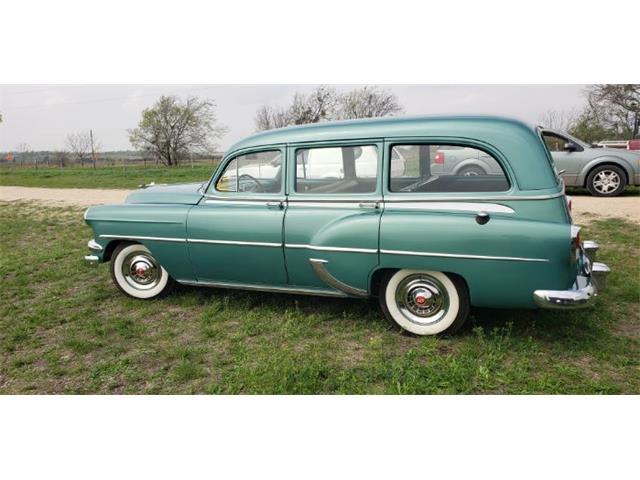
[337,86,403,119]
[53,150,69,168]
[254,105,292,131]
[16,143,31,168]
[254,85,405,131]
[586,84,640,139]
[538,109,579,132]
[66,131,92,167]
[128,96,227,166]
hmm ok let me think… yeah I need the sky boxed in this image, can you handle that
[0,85,588,152]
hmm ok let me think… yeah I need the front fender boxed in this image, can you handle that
[84,204,197,281]
[578,156,634,186]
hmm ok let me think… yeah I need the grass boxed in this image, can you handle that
[0,165,214,189]
[1,201,639,394]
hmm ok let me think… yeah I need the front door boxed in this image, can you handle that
[187,147,288,285]
[542,131,584,186]
[283,141,383,294]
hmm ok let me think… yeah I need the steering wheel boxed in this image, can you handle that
[238,174,264,192]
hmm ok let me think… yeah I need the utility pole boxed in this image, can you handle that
[90,129,96,169]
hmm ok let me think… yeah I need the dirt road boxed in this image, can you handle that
[1,186,638,223]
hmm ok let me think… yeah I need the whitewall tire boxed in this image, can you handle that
[379,269,469,336]
[110,243,174,299]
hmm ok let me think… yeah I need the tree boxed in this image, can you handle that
[254,85,404,131]
[53,150,69,168]
[538,109,579,132]
[585,84,640,139]
[128,96,227,166]
[336,85,403,119]
[66,131,92,167]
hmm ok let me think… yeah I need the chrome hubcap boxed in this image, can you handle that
[395,274,449,325]
[593,170,621,194]
[121,252,161,290]
[463,170,480,176]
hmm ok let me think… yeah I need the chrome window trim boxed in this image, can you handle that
[100,234,186,243]
[380,248,548,263]
[203,194,286,203]
[189,239,282,248]
[176,279,347,298]
[285,243,378,254]
[384,202,515,214]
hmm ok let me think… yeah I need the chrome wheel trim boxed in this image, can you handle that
[593,170,621,194]
[394,274,450,326]
[462,170,480,176]
[121,252,161,291]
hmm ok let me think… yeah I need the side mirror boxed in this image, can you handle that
[563,142,577,152]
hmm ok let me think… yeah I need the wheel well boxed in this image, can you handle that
[584,162,629,187]
[369,268,470,299]
[103,240,136,262]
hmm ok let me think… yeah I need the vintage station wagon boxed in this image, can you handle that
[84,116,610,336]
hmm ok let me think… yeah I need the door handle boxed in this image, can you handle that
[358,201,379,210]
[266,201,284,209]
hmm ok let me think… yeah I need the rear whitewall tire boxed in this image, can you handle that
[379,269,469,336]
[110,243,173,299]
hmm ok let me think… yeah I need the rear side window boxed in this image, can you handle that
[389,144,509,193]
[296,145,378,194]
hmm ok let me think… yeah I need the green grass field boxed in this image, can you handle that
[1,201,638,394]
[0,165,214,189]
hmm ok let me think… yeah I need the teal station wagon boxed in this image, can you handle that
[84,116,610,336]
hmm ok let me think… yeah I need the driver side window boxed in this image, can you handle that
[215,150,282,194]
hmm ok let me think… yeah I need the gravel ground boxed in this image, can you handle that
[1,186,638,223]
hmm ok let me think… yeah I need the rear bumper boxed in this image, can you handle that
[533,240,610,310]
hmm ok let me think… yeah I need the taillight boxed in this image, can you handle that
[434,151,445,164]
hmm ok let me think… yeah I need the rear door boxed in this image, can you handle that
[283,141,383,294]
[187,147,288,285]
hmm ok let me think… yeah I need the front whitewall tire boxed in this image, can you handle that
[111,243,171,299]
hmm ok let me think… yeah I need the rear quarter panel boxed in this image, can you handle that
[379,198,572,308]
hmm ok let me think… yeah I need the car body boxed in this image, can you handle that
[541,129,640,196]
[84,116,610,336]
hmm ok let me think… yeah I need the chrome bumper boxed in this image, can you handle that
[533,240,610,310]
[84,239,103,266]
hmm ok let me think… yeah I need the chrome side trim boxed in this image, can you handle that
[384,192,565,202]
[100,234,186,243]
[380,249,548,263]
[309,258,368,297]
[285,243,378,254]
[287,202,371,209]
[288,197,383,203]
[88,239,103,251]
[188,239,282,248]
[176,279,348,298]
[385,202,515,214]
[203,194,286,202]
[203,199,276,206]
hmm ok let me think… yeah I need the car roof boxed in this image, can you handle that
[228,115,538,153]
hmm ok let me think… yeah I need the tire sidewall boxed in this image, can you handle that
[587,165,626,197]
[382,270,461,336]
[111,243,170,299]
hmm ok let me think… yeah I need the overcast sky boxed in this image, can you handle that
[0,85,588,152]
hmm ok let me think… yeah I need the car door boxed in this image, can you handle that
[283,141,383,294]
[542,131,583,186]
[186,147,288,285]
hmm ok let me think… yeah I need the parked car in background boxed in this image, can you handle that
[84,116,610,336]
[542,129,640,196]
[595,140,640,150]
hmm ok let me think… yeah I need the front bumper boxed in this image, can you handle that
[533,240,610,310]
[84,239,103,266]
